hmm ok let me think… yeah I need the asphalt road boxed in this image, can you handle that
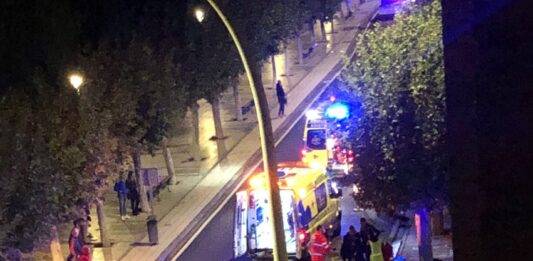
[177,85,362,261]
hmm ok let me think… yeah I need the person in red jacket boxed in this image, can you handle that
[309,225,330,261]
[79,246,92,261]
[382,241,393,261]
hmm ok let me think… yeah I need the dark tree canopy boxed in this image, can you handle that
[342,0,447,212]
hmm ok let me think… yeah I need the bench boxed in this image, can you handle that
[241,99,255,115]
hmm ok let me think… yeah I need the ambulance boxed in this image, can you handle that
[233,162,342,260]
[302,100,355,179]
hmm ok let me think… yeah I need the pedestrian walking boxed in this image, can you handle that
[114,173,129,220]
[67,227,83,261]
[308,225,330,261]
[340,225,357,261]
[276,80,287,117]
[126,171,140,215]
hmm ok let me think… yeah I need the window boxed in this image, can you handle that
[314,183,327,213]
[306,129,326,150]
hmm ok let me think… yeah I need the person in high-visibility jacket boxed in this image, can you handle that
[368,233,385,261]
[309,225,330,261]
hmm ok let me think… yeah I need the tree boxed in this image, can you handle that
[309,0,343,42]
[0,0,97,255]
[79,39,186,213]
[0,74,94,253]
[341,1,445,260]
[78,0,189,211]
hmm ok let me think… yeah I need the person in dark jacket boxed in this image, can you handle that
[125,171,140,215]
[114,173,129,220]
[353,231,367,261]
[340,225,357,261]
[276,80,287,117]
[360,217,381,259]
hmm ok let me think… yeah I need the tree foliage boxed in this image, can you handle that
[80,40,186,155]
[0,74,89,251]
[341,0,446,211]
[0,0,187,251]
[223,0,301,64]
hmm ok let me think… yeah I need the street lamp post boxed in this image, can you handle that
[198,1,288,260]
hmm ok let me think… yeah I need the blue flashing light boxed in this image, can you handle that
[325,102,349,120]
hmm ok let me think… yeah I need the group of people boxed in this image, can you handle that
[307,218,393,261]
[340,218,393,261]
[114,171,141,220]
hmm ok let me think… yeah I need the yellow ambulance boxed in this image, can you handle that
[233,162,342,260]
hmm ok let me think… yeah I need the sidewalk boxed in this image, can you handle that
[398,226,454,261]
[54,1,381,260]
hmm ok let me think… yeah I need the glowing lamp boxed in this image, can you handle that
[325,102,349,120]
[249,175,264,188]
[195,9,205,23]
[286,177,295,187]
[298,229,307,243]
[326,138,335,150]
[298,188,307,198]
[305,110,320,120]
[330,96,336,102]
[309,160,325,170]
[69,73,84,91]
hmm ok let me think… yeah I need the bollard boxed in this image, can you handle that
[147,215,159,245]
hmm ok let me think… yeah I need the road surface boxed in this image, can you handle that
[177,84,363,261]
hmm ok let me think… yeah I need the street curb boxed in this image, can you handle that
[120,3,381,260]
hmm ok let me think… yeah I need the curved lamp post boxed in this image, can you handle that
[199,1,288,260]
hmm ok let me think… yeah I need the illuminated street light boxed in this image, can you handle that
[195,9,205,23]
[69,73,84,93]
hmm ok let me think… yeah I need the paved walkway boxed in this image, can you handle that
[398,226,454,261]
[51,1,381,260]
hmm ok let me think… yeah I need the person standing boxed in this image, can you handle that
[287,211,295,238]
[79,246,92,261]
[368,233,385,261]
[276,80,287,117]
[353,229,367,261]
[382,240,393,261]
[360,217,380,260]
[67,227,83,261]
[340,225,357,261]
[126,171,140,215]
[114,174,129,220]
[309,225,330,261]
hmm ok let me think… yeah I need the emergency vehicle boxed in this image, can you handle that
[302,99,355,179]
[233,162,342,260]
